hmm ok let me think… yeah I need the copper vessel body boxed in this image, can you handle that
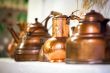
[66,35,106,64]
[41,37,67,62]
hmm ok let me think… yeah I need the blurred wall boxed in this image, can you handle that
[27,0,83,22]
[0,0,28,57]
[27,0,110,34]
[27,0,83,35]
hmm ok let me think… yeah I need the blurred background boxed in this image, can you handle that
[0,0,110,57]
[0,0,28,57]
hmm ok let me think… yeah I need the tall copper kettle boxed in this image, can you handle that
[66,10,109,64]
[14,18,50,61]
[85,10,110,63]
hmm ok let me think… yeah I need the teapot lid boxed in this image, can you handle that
[27,18,48,33]
[30,18,43,27]
[84,10,104,22]
[30,18,47,30]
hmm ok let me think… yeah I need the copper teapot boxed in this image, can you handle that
[66,10,109,64]
[14,18,50,61]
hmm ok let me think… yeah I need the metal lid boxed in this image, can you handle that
[84,10,104,22]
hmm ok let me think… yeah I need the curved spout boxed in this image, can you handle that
[7,27,19,43]
[69,10,83,22]
[69,15,81,21]
[17,22,27,32]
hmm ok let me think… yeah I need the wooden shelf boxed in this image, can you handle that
[0,58,110,73]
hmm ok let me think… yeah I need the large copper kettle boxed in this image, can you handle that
[66,10,109,64]
[83,10,110,63]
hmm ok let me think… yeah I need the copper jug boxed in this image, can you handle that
[14,18,50,61]
[40,15,69,62]
[66,10,109,64]
[105,21,110,62]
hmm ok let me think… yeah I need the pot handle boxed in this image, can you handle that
[42,11,62,30]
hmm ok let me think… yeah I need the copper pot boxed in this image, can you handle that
[66,10,109,64]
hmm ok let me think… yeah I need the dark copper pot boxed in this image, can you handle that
[66,10,109,64]
[14,18,50,61]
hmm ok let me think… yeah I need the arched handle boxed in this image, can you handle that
[42,11,62,30]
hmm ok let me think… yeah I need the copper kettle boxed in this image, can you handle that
[66,10,109,64]
[7,27,19,58]
[7,22,27,58]
[83,10,110,63]
[14,18,50,61]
